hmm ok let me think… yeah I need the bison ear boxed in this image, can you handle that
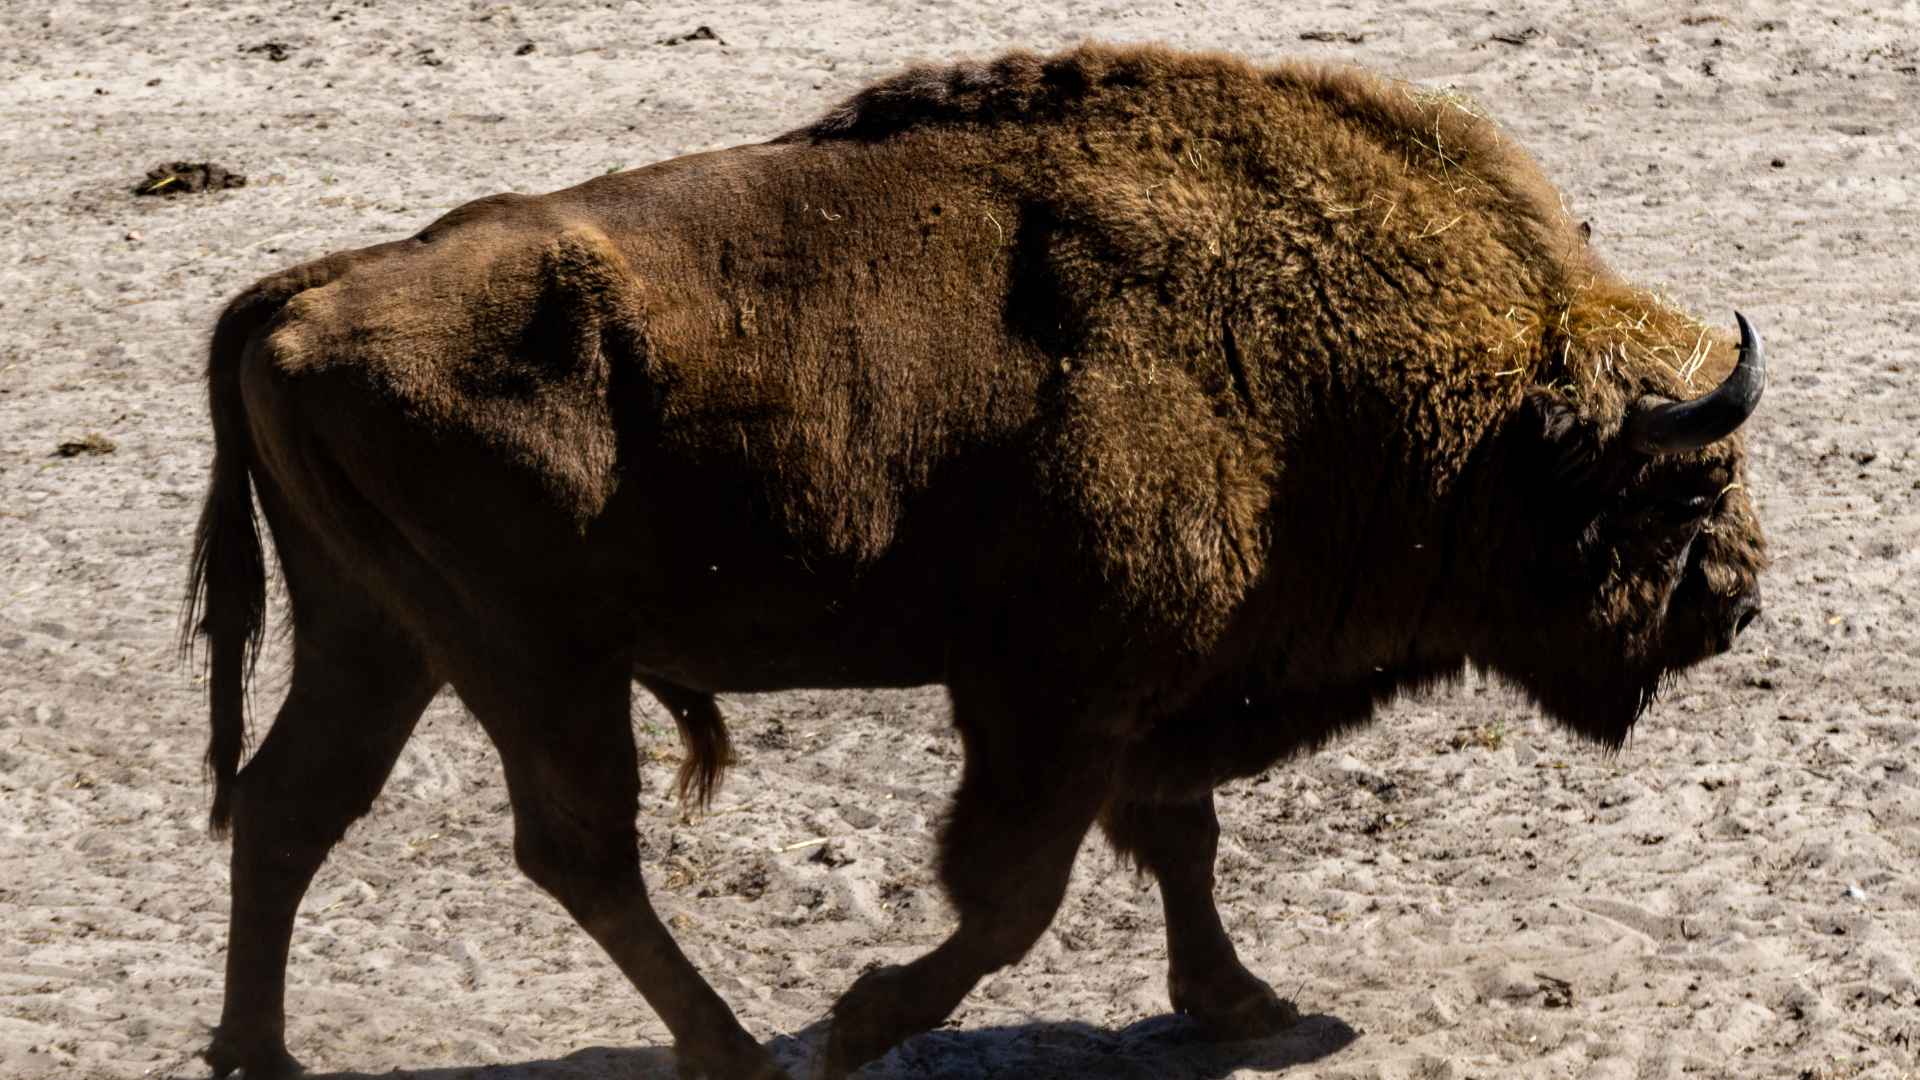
[1518,389,1607,490]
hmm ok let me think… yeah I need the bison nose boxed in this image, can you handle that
[1728,593,1762,641]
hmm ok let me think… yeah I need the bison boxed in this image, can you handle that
[183,43,1767,1080]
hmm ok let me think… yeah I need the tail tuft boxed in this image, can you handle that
[638,678,734,811]
[182,289,279,836]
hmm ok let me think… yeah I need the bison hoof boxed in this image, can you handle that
[824,964,946,1078]
[673,1050,792,1080]
[1170,967,1302,1042]
[203,1029,304,1078]
[669,1029,793,1080]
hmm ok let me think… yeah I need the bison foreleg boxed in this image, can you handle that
[1102,793,1300,1040]
[209,606,438,1077]
[456,657,789,1080]
[825,685,1118,1075]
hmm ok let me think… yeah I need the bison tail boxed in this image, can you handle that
[637,677,735,811]
[182,290,278,837]
[184,256,359,835]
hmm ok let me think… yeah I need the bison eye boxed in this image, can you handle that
[1656,494,1714,523]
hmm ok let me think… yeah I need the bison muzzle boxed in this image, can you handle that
[182,43,1768,1079]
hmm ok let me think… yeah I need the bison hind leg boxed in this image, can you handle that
[211,567,441,1077]
[1101,793,1301,1041]
[456,657,789,1080]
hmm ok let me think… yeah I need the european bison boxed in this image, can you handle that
[183,43,1767,1079]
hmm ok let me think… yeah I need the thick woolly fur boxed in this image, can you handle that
[787,43,1766,757]
[191,43,1767,817]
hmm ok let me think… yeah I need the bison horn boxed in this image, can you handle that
[1626,311,1766,455]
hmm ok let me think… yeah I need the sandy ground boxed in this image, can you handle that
[3,1,1918,1077]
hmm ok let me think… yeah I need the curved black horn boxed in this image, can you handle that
[1626,311,1766,455]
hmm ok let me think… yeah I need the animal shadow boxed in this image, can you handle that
[275,1010,1356,1078]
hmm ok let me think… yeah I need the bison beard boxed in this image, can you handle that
[182,43,1767,1080]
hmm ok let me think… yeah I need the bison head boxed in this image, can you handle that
[1478,301,1768,745]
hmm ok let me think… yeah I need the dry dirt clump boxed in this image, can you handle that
[52,433,115,457]
[133,161,247,197]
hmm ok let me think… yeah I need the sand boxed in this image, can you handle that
[2,1,1917,1077]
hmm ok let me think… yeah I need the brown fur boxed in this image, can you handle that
[183,43,1767,1079]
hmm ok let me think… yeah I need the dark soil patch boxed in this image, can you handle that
[660,26,725,46]
[134,162,246,197]
[241,41,293,62]
[54,434,115,458]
